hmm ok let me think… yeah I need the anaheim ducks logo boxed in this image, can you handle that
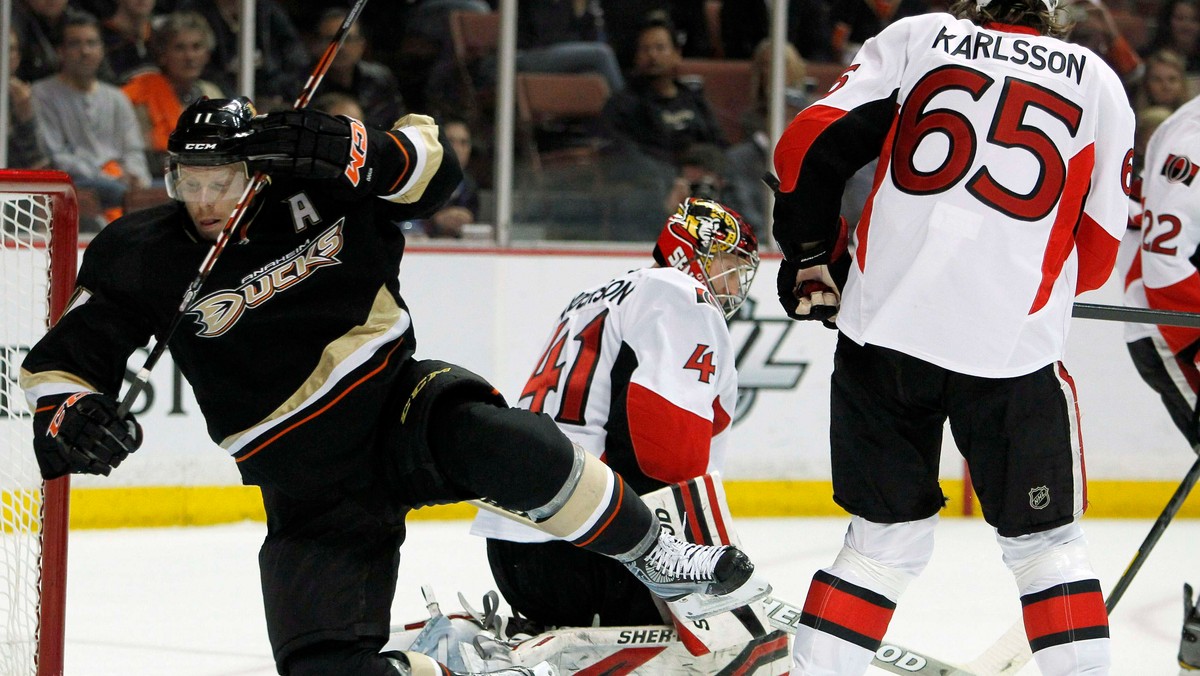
[187,219,345,337]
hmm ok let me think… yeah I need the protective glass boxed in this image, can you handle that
[165,161,251,203]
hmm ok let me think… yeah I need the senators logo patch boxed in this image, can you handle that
[1161,153,1199,186]
[187,219,345,337]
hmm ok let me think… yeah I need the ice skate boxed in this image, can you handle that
[1181,583,1200,671]
[625,529,771,620]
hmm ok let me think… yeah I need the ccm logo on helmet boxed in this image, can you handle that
[344,119,368,186]
[184,143,218,150]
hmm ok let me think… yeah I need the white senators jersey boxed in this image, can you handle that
[1127,95,1200,354]
[472,267,737,543]
[774,13,1135,377]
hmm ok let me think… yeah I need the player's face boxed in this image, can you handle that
[173,164,249,241]
[707,251,745,302]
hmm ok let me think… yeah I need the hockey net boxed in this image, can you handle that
[0,170,78,676]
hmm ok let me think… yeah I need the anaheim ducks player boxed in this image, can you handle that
[1122,95,1200,672]
[472,197,759,629]
[770,0,1134,673]
[19,98,763,676]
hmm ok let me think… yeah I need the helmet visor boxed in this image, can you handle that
[165,161,251,204]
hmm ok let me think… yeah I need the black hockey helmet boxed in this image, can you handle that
[165,97,256,203]
[167,96,257,166]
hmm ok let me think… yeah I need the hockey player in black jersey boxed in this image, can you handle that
[19,97,765,676]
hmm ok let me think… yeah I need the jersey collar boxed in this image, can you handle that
[982,22,1041,36]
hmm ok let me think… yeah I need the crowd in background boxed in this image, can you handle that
[0,0,1189,239]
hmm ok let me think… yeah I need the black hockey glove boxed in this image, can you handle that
[32,392,142,480]
[241,109,361,184]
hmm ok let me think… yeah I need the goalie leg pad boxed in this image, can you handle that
[997,521,1110,674]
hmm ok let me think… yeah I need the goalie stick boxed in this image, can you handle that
[117,0,370,417]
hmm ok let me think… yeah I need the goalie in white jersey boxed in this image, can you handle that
[471,198,759,628]
[1122,94,1200,672]
[770,0,1134,673]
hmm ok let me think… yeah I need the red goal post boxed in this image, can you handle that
[1,169,78,676]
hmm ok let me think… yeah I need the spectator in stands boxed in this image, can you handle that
[179,0,307,111]
[14,0,69,83]
[724,40,810,229]
[311,90,365,120]
[402,115,481,239]
[719,0,834,63]
[1065,0,1144,90]
[661,142,733,216]
[515,0,624,94]
[601,0,713,70]
[1145,0,1200,75]
[602,12,726,167]
[33,10,149,230]
[1134,49,1193,112]
[307,7,404,130]
[6,28,49,169]
[99,0,157,83]
[831,0,929,65]
[122,11,221,176]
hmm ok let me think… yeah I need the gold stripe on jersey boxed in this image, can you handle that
[18,368,100,409]
[220,285,409,455]
[381,114,444,204]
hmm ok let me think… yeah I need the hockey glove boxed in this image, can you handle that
[778,259,840,328]
[32,392,142,480]
[241,109,366,186]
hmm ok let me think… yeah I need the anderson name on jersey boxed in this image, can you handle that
[774,13,1134,378]
[472,266,737,543]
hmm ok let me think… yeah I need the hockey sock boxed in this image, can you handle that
[529,446,658,560]
[792,515,935,676]
[998,521,1110,675]
[432,400,657,559]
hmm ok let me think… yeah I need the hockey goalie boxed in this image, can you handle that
[385,475,791,675]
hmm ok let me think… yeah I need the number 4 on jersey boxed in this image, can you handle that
[684,345,716,383]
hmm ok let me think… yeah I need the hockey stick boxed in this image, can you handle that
[1072,302,1200,328]
[116,0,370,417]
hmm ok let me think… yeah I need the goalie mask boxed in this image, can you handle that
[653,198,759,319]
[165,97,255,204]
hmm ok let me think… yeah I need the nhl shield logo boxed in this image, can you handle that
[1029,486,1050,510]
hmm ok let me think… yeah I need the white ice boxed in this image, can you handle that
[64,516,1198,674]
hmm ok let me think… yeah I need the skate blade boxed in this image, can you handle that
[667,572,772,621]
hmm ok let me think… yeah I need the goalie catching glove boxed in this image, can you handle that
[33,392,142,480]
[239,109,381,196]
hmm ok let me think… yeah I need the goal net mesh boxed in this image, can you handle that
[0,175,74,676]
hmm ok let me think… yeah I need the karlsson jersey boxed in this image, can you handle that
[774,13,1135,377]
[472,266,737,542]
